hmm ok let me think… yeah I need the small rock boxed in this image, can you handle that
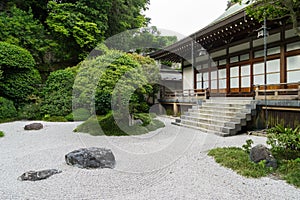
[250,144,277,168]
[24,123,43,130]
[65,147,116,169]
[18,169,62,181]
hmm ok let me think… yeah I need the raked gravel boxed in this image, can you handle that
[0,117,299,200]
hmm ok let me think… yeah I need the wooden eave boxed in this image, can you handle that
[150,7,262,63]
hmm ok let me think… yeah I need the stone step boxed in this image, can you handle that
[180,119,241,134]
[199,105,252,113]
[186,109,252,120]
[202,102,254,109]
[171,121,231,137]
[181,115,240,129]
[185,112,248,126]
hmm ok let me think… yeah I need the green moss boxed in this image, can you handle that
[0,131,4,137]
[74,112,165,136]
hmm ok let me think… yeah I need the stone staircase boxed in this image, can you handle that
[172,98,256,137]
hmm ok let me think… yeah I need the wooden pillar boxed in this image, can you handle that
[250,38,254,94]
[173,103,178,116]
[280,24,286,85]
[226,45,230,95]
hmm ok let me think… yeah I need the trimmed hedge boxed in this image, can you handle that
[0,42,41,105]
[0,42,35,70]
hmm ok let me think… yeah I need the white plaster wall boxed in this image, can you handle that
[183,67,194,90]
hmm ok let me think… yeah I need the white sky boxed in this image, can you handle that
[144,0,228,39]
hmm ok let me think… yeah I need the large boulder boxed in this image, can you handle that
[24,123,43,130]
[250,144,277,168]
[65,147,116,169]
[18,169,62,181]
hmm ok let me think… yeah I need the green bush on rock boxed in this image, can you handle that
[74,112,164,136]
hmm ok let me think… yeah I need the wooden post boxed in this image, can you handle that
[298,82,300,100]
[173,103,178,117]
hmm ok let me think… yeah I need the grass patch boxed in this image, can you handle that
[208,147,300,188]
[0,131,4,137]
[74,112,165,136]
[208,147,271,178]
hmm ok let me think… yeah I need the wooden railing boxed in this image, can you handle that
[163,89,208,100]
[254,82,300,100]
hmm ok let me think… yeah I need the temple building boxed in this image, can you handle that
[150,2,300,135]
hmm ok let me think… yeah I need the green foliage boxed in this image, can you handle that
[105,0,150,37]
[74,112,164,136]
[0,68,41,106]
[18,102,42,120]
[41,67,77,116]
[0,42,35,70]
[133,113,152,126]
[209,142,300,188]
[232,0,300,37]
[267,124,300,160]
[208,147,273,178]
[73,48,159,116]
[46,1,109,61]
[0,131,4,137]
[0,6,50,63]
[65,108,91,121]
[277,158,300,187]
[0,97,17,119]
[105,26,178,53]
[242,139,254,153]
[0,42,41,105]
[166,109,173,116]
[42,115,68,122]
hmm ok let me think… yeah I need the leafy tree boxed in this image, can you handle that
[73,46,159,116]
[46,1,110,62]
[106,0,150,38]
[105,26,178,54]
[232,0,300,37]
[0,6,50,63]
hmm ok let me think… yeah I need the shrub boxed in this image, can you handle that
[42,115,67,122]
[41,67,77,116]
[133,113,152,126]
[18,102,42,120]
[65,108,91,121]
[0,68,41,105]
[0,42,35,70]
[0,97,17,119]
[0,42,41,105]
[267,124,300,160]
[0,131,4,137]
